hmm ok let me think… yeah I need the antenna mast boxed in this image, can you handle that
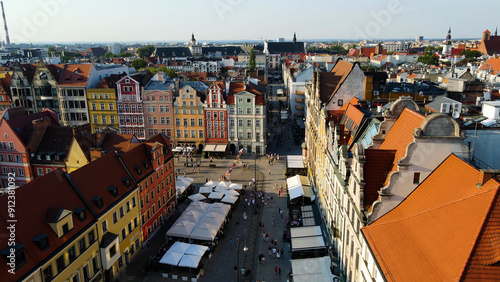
[1,1,10,46]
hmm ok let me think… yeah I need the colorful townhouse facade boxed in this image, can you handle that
[227,82,266,154]
[143,80,175,140]
[203,81,228,154]
[87,75,122,134]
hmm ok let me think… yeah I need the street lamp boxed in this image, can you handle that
[237,233,248,282]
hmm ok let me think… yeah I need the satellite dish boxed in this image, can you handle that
[452,111,460,119]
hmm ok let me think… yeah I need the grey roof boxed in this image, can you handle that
[202,46,245,56]
[145,80,174,91]
[266,42,305,54]
[153,47,192,57]
[180,81,209,92]
[425,96,461,112]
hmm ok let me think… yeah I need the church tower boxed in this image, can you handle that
[189,33,202,57]
[293,32,297,44]
[442,27,452,57]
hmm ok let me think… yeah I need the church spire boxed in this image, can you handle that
[293,32,296,44]
[445,27,451,44]
[495,27,498,36]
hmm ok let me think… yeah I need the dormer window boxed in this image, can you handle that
[0,244,26,269]
[37,155,42,161]
[32,234,50,251]
[108,186,119,197]
[122,177,131,188]
[142,160,149,169]
[92,196,103,209]
[73,207,86,222]
[46,155,51,161]
[134,165,142,175]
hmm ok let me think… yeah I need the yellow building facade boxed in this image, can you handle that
[87,89,119,133]
[173,85,205,150]
[96,190,142,280]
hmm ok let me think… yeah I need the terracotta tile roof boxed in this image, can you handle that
[119,143,155,183]
[379,108,425,186]
[0,169,95,280]
[101,133,141,154]
[342,102,366,145]
[31,126,75,163]
[363,149,396,209]
[6,109,59,144]
[69,151,133,214]
[46,64,64,82]
[479,58,500,76]
[362,154,500,281]
[58,64,92,87]
[147,134,173,157]
[227,82,264,105]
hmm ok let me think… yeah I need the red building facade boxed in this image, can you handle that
[204,82,228,152]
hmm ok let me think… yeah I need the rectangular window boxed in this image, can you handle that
[247,131,252,138]
[247,108,252,114]
[102,220,108,233]
[113,212,118,224]
[199,130,204,138]
[191,118,195,126]
[238,108,243,114]
[247,120,252,126]
[238,120,243,126]
[191,130,196,138]
[413,172,421,184]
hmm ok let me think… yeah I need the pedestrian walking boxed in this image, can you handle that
[268,169,271,175]
[234,265,238,276]
[276,251,281,259]
[229,239,233,249]
[274,266,278,276]
[278,267,282,278]
[243,212,247,220]
[271,216,275,226]
[280,209,283,218]
[280,247,284,257]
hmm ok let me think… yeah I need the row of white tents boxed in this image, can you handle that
[190,180,243,205]
[160,241,209,268]
[167,202,231,242]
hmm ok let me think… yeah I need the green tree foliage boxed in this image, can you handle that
[249,48,256,71]
[328,44,348,55]
[417,52,439,65]
[460,49,482,61]
[104,52,117,58]
[424,46,443,53]
[143,66,178,78]
[137,45,155,58]
[360,65,383,72]
[131,59,147,69]
[118,52,134,57]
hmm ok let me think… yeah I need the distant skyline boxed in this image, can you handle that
[2,0,498,44]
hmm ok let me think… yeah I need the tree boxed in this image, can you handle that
[118,52,133,57]
[460,49,482,61]
[417,52,439,66]
[424,46,442,53]
[248,48,256,71]
[131,59,147,69]
[327,44,348,55]
[104,52,117,58]
[47,46,56,53]
[137,45,155,58]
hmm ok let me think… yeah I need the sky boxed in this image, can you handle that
[2,0,499,44]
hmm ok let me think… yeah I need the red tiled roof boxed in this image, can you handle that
[69,151,133,214]
[58,64,92,87]
[6,109,59,144]
[326,60,355,103]
[363,149,396,209]
[227,82,264,105]
[0,169,95,280]
[379,108,425,186]
[342,102,365,145]
[119,143,155,183]
[479,58,500,76]
[101,133,141,154]
[362,154,500,281]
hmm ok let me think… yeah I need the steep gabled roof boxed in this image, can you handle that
[0,169,95,281]
[379,108,425,186]
[6,109,59,144]
[362,154,500,281]
[58,64,92,87]
[479,58,500,76]
[100,133,141,154]
[226,82,264,105]
[32,126,75,163]
[119,143,154,183]
[69,152,133,214]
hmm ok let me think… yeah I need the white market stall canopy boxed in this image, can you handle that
[188,193,207,202]
[202,180,219,188]
[176,177,194,195]
[167,202,231,242]
[291,256,336,282]
[287,175,315,201]
[290,226,322,238]
[224,190,239,197]
[287,155,305,169]
[214,181,231,192]
[159,242,208,268]
[221,195,238,204]
[199,186,213,194]
[208,191,224,200]
[228,183,243,190]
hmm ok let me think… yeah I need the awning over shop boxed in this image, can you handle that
[287,175,314,201]
[176,177,194,195]
[291,256,337,282]
[287,155,305,169]
[291,235,325,252]
[203,144,228,152]
[290,226,322,238]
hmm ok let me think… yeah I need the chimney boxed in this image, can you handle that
[32,117,51,129]
[478,170,494,187]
